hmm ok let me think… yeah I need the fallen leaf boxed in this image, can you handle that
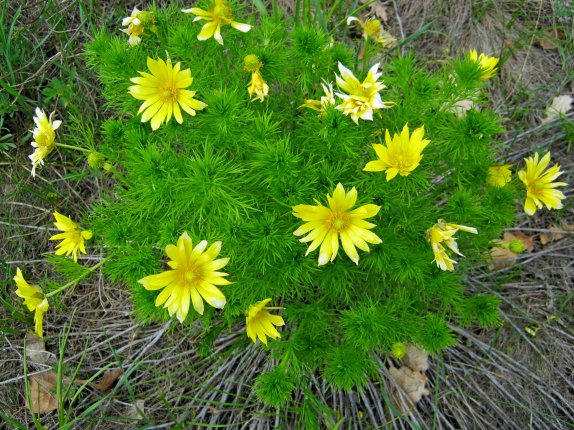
[511,231,534,252]
[25,333,51,366]
[402,344,429,373]
[388,366,430,413]
[540,223,573,246]
[125,399,145,421]
[538,29,560,50]
[489,231,533,270]
[541,95,573,124]
[89,369,122,392]
[443,99,476,118]
[360,0,390,22]
[26,372,58,414]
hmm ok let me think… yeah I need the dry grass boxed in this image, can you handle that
[1,0,573,428]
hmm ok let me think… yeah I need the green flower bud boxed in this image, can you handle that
[391,342,407,359]
[243,54,262,72]
[103,162,113,172]
[87,151,105,169]
[508,239,526,254]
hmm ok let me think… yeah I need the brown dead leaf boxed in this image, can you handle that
[403,344,429,373]
[125,399,145,421]
[538,29,560,50]
[388,366,430,413]
[511,231,534,252]
[360,0,390,22]
[26,372,58,414]
[540,223,573,246]
[89,369,122,392]
[541,95,573,124]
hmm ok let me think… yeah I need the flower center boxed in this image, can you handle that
[327,213,348,232]
[181,266,202,286]
[161,86,178,102]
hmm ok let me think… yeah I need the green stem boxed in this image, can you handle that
[46,256,111,298]
[55,142,91,153]
[108,165,130,188]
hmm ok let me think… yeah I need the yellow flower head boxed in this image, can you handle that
[49,211,93,262]
[138,232,229,323]
[300,81,336,114]
[468,49,499,80]
[13,268,49,338]
[121,7,156,46]
[247,70,269,102]
[182,0,252,46]
[129,57,207,131]
[487,164,512,188]
[364,124,430,181]
[246,298,285,345]
[335,62,391,124]
[427,220,478,271]
[293,183,382,266]
[517,152,567,216]
[347,16,396,47]
[29,108,61,178]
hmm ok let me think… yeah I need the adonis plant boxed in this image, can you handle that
[14,0,568,418]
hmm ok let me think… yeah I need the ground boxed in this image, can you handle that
[1,1,573,429]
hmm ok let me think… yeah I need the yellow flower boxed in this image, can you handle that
[487,164,512,188]
[468,50,499,80]
[247,70,269,102]
[246,298,285,345]
[347,16,396,47]
[182,0,251,46]
[13,268,49,338]
[364,124,430,181]
[335,62,391,124]
[138,232,229,322]
[29,108,61,178]
[49,211,93,262]
[518,152,567,216]
[293,183,382,265]
[129,57,207,131]
[427,220,478,271]
[300,81,336,114]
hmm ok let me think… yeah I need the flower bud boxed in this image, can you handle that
[243,54,262,72]
[87,151,105,169]
[391,342,407,359]
[508,239,526,254]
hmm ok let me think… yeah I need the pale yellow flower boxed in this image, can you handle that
[129,57,207,131]
[487,164,512,188]
[300,81,336,114]
[138,232,229,323]
[121,7,144,46]
[13,268,49,338]
[518,152,567,216]
[335,62,391,124]
[247,70,269,102]
[182,0,251,46]
[293,183,382,265]
[347,16,396,47]
[364,124,430,181]
[29,108,61,178]
[49,211,93,262]
[246,298,285,345]
[427,220,478,271]
[468,50,499,80]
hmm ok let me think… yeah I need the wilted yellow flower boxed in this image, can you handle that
[13,268,49,338]
[129,57,207,131]
[293,183,382,266]
[121,7,156,46]
[427,220,478,271]
[335,62,391,124]
[138,232,229,322]
[182,0,251,46]
[364,124,430,181]
[487,164,512,187]
[468,50,499,80]
[347,16,396,47]
[29,108,61,178]
[247,70,269,102]
[300,81,336,114]
[246,298,285,345]
[49,211,93,262]
[518,152,567,216]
